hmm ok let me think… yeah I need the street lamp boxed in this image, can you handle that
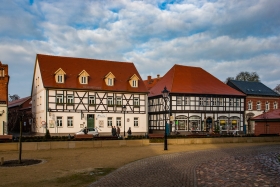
[162,86,170,150]
[122,105,127,137]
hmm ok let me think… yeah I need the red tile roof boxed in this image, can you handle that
[252,109,280,120]
[36,54,148,93]
[149,64,245,97]
[143,75,161,90]
[8,96,31,108]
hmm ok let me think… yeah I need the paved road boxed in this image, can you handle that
[90,144,280,187]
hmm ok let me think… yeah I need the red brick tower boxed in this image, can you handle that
[0,61,9,135]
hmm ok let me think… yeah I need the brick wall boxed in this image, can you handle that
[255,121,280,135]
[0,62,9,103]
[245,96,280,111]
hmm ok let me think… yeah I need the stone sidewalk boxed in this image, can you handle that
[90,144,280,187]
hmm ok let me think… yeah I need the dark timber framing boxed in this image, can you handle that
[148,93,245,132]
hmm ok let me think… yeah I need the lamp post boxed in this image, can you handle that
[122,105,127,137]
[162,86,170,150]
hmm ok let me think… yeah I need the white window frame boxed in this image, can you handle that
[108,78,113,86]
[116,117,121,127]
[235,98,240,107]
[67,117,73,127]
[57,117,63,127]
[199,97,204,106]
[107,117,113,126]
[116,97,122,106]
[185,97,189,105]
[81,76,87,84]
[89,96,95,105]
[67,95,73,104]
[229,98,233,106]
[219,98,224,106]
[212,98,217,106]
[274,102,278,109]
[265,102,269,111]
[205,97,210,106]
[132,80,138,87]
[56,95,63,104]
[177,96,182,105]
[248,101,252,110]
[133,98,139,106]
[57,75,63,83]
[134,117,139,127]
[107,97,114,106]
[257,102,261,110]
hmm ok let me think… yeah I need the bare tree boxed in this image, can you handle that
[273,84,280,94]
[225,71,260,82]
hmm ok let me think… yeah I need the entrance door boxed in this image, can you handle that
[87,114,95,128]
[206,117,212,132]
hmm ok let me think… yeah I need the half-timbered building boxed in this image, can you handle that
[0,61,9,135]
[227,80,280,134]
[31,54,148,135]
[147,65,246,134]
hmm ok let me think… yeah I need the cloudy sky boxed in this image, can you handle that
[1,0,280,98]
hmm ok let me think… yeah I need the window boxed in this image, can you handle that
[274,102,278,109]
[107,117,113,126]
[116,97,122,106]
[177,96,182,105]
[0,68,4,77]
[229,98,233,106]
[57,117,63,127]
[81,76,87,84]
[57,75,63,83]
[134,98,139,106]
[199,97,204,106]
[89,96,95,105]
[107,97,114,106]
[248,101,252,110]
[134,117,139,127]
[205,97,210,106]
[212,98,217,106]
[257,102,261,110]
[67,117,73,127]
[219,98,223,106]
[67,95,73,104]
[236,99,240,107]
[132,80,138,87]
[116,117,121,126]
[56,95,63,104]
[265,102,269,111]
[108,78,113,86]
[185,97,189,105]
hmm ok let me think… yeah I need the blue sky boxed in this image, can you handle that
[1,0,280,98]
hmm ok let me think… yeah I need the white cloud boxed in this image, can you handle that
[0,0,280,97]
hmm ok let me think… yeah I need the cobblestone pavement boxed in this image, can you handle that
[90,144,280,187]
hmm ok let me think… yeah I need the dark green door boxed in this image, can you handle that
[87,114,95,128]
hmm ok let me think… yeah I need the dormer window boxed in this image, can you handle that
[55,68,66,83]
[81,76,87,84]
[58,75,63,83]
[108,78,113,86]
[129,74,140,88]
[78,70,89,84]
[104,72,115,86]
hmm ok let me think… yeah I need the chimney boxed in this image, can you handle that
[148,76,151,82]
[157,74,160,79]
